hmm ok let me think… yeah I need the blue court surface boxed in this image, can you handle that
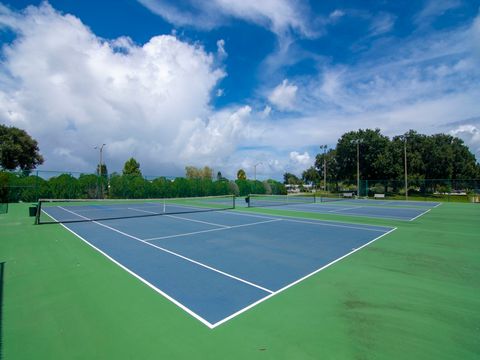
[245,198,440,221]
[43,205,395,328]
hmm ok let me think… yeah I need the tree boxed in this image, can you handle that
[0,125,44,170]
[283,172,301,185]
[123,158,142,177]
[237,169,246,180]
[185,166,213,179]
[96,164,108,178]
[335,129,390,181]
[302,166,320,185]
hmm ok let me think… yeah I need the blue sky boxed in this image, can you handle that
[0,0,479,179]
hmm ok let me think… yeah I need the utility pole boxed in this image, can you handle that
[95,144,106,198]
[404,136,408,201]
[350,139,362,198]
[319,145,327,193]
[357,141,360,198]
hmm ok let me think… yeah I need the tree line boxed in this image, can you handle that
[297,129,480,187]
[0,160,286,202]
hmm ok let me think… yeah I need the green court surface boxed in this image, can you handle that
[0,202,479,359]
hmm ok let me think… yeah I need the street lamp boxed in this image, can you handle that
[319,145,327,193]
[254,162,262,181]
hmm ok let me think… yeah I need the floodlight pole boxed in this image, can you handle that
[350,139,362,198]
[357,141,360,198]
[95,144,106,197]
[254,162,262,181]
[320,145,327,193]
[404,136,408,201]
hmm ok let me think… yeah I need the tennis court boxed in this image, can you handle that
[246,195,440,221]
[40,199,394,328]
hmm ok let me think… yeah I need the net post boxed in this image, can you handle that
[34,200,42,225]
[232,195,236,209]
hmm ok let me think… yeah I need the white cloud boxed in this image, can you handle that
[268,79,298,110]
[449,124,480,158]
[369,13,396,36]
[216,39,227,59]
[138,0,316,38]
[329,9,345,21]
[414,0,462,26]
[0,3,248,175]
[289,151,311,165]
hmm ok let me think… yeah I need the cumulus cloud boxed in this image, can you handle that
[289,151,311,165]
[0,3,247,175]
[268,79,298,111]
[449,122,480,160]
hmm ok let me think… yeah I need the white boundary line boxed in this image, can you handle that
[241,206,416,222]
[58,206,274,294]
[223,210,392,232]
[409,208,431,221]
[327,206,365,213]
[128,207,230,228]
[144,219,282,241]
[210,227,398,328]
[43,209,216,328]
[45,206,398,329]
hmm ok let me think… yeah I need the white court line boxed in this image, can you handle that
[143,219,282,241]
[48,206,398,329]
[409,208,431,221]
[276,217,389,232]
[43,209,216,328]
[223,209,392,232]
[327,206,365,213]
[244,206,411,222]
[57,206,274,295]
[128,207,230,228]
[210,227,398,328]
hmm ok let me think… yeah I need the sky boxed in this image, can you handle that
[0,0,479,180]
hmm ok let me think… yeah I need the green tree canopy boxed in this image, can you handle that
[185,166,213,179]
[237,169,246,180]
[0,125,44,170]
[122,158,142,177]
[336,128,391,181]
[302,166,320,184]
[283,172,301,185]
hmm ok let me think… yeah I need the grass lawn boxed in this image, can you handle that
[0,202,479,359]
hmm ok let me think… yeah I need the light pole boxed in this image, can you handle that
[254,162,262,181]
[404,136,408,201]
[351,139,362,198]
[95,144,106,197]
[319,145,327,193]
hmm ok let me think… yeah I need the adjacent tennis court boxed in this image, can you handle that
[40,200,394,328]
[245,194,440,221]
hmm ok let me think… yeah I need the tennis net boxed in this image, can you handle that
[247,194,316,208]
[35,195,235,224]
[319,194,350,203]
